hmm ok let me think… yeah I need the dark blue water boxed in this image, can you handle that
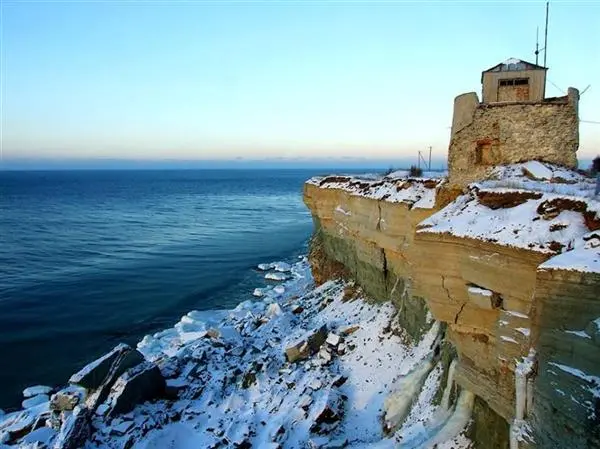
[0,169,337,409]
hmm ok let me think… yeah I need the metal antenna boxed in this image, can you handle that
[535,26,540,65]
[543,1,549,67]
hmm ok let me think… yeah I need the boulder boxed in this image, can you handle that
[69,344,144,391]
[309,388,345,435]
[50,389,84,413]
[106,361,166,417]
[285,325,328,363]
[53,406,91,449]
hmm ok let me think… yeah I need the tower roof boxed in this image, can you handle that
[481,58,547,83]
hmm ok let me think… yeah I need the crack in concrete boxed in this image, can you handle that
[454,302,467,324]
[441,276,467,324]
[441,275,453,302]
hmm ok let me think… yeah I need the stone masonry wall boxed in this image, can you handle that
[448,88,579,188]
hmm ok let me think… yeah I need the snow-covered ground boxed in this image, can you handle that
[0,259,472,449]
[419,162,600,272]
[306,174,444,210]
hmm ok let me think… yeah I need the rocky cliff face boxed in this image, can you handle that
[304,162,600,448]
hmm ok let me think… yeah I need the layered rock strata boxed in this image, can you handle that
[304,162,600,448]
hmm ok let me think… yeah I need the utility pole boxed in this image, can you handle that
[428,146,432,170]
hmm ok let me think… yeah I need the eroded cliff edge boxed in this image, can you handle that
[304,162,600,449]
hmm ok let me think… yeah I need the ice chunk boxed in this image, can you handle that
[265,272,288,281]
[22,385,52,399]
[253,288,265,297]
[257,263,273,271]
[326,333,341,347]
[272,262,292,272]
[21,426,56,445]
[266,303,283,319]
[21,394,49,409]
[273,285,285,295]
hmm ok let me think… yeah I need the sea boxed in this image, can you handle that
[0,168,362,410]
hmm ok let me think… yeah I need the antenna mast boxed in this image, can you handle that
[543,1,549,67]
[535,27,540,65]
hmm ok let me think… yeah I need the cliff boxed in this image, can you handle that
[304,161,600,448]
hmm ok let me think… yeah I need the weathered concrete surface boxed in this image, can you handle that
[530,268,600,449]
[304,182,440,342]
[304,171,599,448]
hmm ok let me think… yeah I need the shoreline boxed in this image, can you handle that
[0,258,472,448]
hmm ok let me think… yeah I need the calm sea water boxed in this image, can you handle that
[0,169,338,409]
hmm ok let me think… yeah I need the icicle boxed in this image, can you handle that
[526,377,534,414]
[399,389,475,449]
[383,357,435,434]
[440,359,458,411]
[510,349,536,449]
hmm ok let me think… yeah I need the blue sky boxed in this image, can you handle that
[1,1,599,168]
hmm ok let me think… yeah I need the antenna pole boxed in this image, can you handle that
[535,26,539,65]
[543,1,549,67]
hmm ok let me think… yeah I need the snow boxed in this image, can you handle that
[307,174,444,210]
[547,362,600,418]
[506,310,529,319]
[5,258,474,449]
[335,206,352,216]
[272,262,292,272]
[548,362,600,387]
[467,286,493,297]
[69,343,130,385]
[265,271,289,281]
[521,161,554,180]
[22,385,52,399]
[326,333,341,347]
[515,328,531,337]
[419,163,599,268]
[418,188,593,255]
[478,162,596,198]
[79,260,473,448]
[21,394,49,410]
[501,336,518,344]
[565,329,591,339]
[503,57,522,65]
[258,261,293,272]
[20,427,56,446]
[538,232,600,273]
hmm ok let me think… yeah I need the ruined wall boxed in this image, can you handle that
[448,88,579,188]
[530,268,600,449]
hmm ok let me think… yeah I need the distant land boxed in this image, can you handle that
[0,156,595,171]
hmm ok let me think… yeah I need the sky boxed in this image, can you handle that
[1,0,599,169]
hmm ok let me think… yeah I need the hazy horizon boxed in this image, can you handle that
[1,1,599,165]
